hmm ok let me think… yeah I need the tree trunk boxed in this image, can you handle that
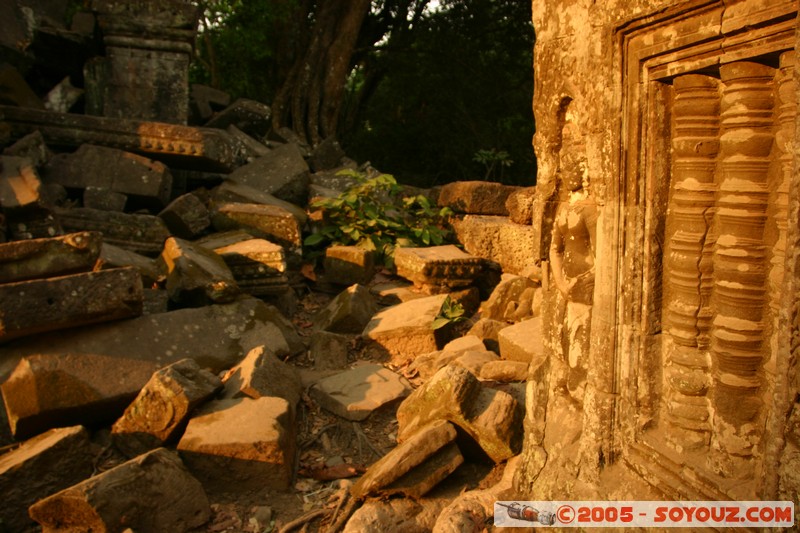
[271,0,371,146]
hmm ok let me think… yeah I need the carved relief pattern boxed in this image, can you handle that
[709,61,775,478]
[664,75,720,451]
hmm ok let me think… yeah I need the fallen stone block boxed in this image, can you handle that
[178,397,295,490]
[45,144,173,206]
[497,316,544,363]
[1,105,246,172]
[310,330,350,370]
[396,365,522,462]
[362,294,453,366]
[190,84,231,123]
[227,124,271,160]
[309,165,359,194]
[226,142,310,205]
[351,419,458,498]
[309,363,411,421]
[54,206,170,254]
[111,359,222,458]
[309,136,345,172]
[394,245,486,293]
[506,186,536,225]
[380,442,463,499]
[1,353,159,439]
[0,231,101,284]
[0,426,97,533]
[437,181,521,216]
[343,497,450,533]
[323,245,375,286]
[97,242,163,286]
[0,155,45,212]
[369,280,425,306]
[2,131,52,168]
[0,297,304,381]
[205,98,272,139]
[29,448,210,533]
[221,345,302,408]
[212,179,308,225]
[409,335,489,380]
[0,266,143,343]
[158,192,211,239]
[143,288,170,314]
[482,273,538,322]
[480,360,529,382]
[83,185,127,211]
[451,215,537,275]
[161,236,239,305]
[212,202,302,254]
[313,284,377,334]
[467,317,509,353]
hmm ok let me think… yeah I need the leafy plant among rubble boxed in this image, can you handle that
[304,169,454,268]
[431,295,467,330]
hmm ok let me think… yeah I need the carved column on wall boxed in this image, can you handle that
[709,61,775,478]
[664,74,720,451]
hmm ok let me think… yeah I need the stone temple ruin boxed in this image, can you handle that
[0,0,799,531]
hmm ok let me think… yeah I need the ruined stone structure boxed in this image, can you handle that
[518,0,800,508]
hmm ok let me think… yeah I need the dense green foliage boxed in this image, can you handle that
[304,169,454,267]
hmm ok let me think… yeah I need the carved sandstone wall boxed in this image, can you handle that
[518,0,800,509]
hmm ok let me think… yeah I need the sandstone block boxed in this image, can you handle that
[0,231,101,284]
[29,448,210,532]
[190,84,231,123]
[369,280,424,306]
[323,245,376,285]
[309,136,345,172]
[396,365,522,462]
[0,426,96,532]
[467,317,510,353]
[0,297,305,379]
[344,498,449,533]
[45,144,173,206]
[0,266,143,343]
[54,206,170,254]
[82,186,127,211]
[161,236,239,305]
[362,294,453,365]
[0,155,44,212]
[227,124,271,160]
[395,245,486,293]
[310,363,412,421]
[97,242,163,286]
[211,202,302,253]
[380,442,463,499]
[310,330,350,370]
[212,180,308,225]
[227,143,310,205]
[205,98,272,139]
[497,316,544,363]
[2,131,52,167]
[200,233,289,297]
[221,345,302,408]
[506,186,536,225]
[314,284,377,334]
[482,273,538,322]
[451,215,536,275]
[178,397,295,490]
[437,181,521,216]
[158,192,211,239]
[351,419,458,499]
[1,353,159,438]
[111,359,222,457]
[480,360,529,382]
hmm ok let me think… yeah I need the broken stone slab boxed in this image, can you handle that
[323,245,376,286]
[409,335,488,380]
[480,360,529,382]
[411,347,500,382]
[111,359,222,458]
[29,448,210,533]
[54,206,170,254]
[309,136,346,172]
[369,280,425,306]
[143,288,170,314]
[381,442,463,499]
[0,231,101,284]
[158,192,211,239]
[205,98,272,139]
[221,345,302,408]
[343,497,451,533]
[309,363,412,421]
[226,142,310,206]
[497,316,544,363]
[0,426,97,533]
[161,236,239,305]
[177,397,295,490]
[212,179,308,225]
[1,353,159,439]
[394,245,486,293]
[451,215,537,276]
[309,165,360,194]
[0,297,305,381]
[198,233,290,297]
[0,266,143,343]
[0,105,246,172]
[506,186,537,225]
[190,84,231,123]
[482,273,539,322]
[313,284,377,334]
[396,365,522,463]
[351,419,457,499]
[310,330,350,370]
[211,201,303,254]
[437,181,521,216]
[83,186,127,211]
[44,144,173,206]
[97,242,163,286]
[466,318,509,354]
[227,124,272,160]
[362,293,453,366]
[2,131,53,168]
[0,155,45,212]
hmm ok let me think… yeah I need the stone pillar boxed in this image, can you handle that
[91,0,198,124]
[709,61,774,478]
[664,74,719,451]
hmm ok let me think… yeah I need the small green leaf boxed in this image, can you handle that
[431,317,451,330]
[304,233,326,246]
